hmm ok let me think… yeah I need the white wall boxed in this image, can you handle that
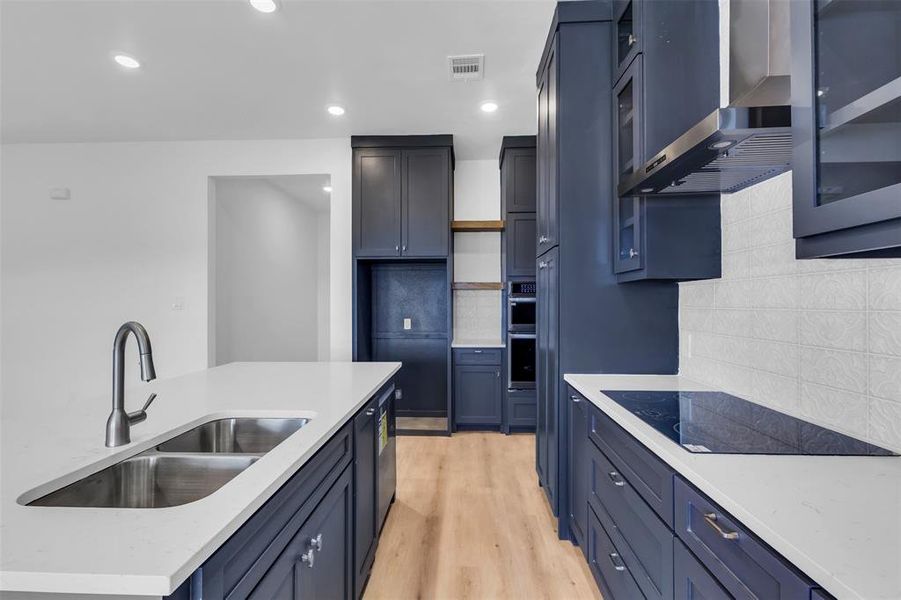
[452,159,503,342]
[0,139,351,420]
[679,172,901,452]
[213,177,328,365]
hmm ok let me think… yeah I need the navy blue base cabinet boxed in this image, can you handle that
[568,385,831,600]
[505,388,537,432]
[165,382,396,600]
[453,348,503,429]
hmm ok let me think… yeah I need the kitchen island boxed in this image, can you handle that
[0,361,400,599]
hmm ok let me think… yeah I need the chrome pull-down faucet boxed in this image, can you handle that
[105,321,157,447]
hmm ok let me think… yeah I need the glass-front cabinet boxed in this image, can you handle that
[613,56,644,274]
[792,0,901,258]
[613,0,641,82]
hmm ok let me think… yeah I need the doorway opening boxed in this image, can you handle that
[209,175,331,366]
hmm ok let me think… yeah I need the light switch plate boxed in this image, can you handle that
[403,318,412,330]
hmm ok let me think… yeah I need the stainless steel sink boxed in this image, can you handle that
[156,417,309,454]
[28,453,258,508]
[27,417,310,508]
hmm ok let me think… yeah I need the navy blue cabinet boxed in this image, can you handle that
[353,397,378,598]
[506,213,537,280]
[568,389,589,553]
[791,0,901,258]
[536,246,559,508]
[352,136,453,259]
[248,466,353,600]
[536,35,559,256]
[453,358,503,428]
[674,538,730,600]
[505,388,537,431]
[674,477,816,600]
[611,0,722,283]
[500,138,537,214]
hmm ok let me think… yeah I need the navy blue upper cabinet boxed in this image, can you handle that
[500,138,537,213]
[791,0,901,258]
[352,136,453,259]
[354,148,403,258]
[613,0,642,83]
[537,36,559,256]
[612,0,722,282]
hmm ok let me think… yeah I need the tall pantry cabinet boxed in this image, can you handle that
[534,2,680,542]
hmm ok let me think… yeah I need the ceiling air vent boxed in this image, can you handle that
[448,54,484,81]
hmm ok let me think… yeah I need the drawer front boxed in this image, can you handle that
[589,404,674,526]
[205,422,353,598]
[454,348,503,366]
[589,444,674,600]
[674,538,730,600]
[674,477,814,600]
[507,389,537,427]
[588,505,647,600]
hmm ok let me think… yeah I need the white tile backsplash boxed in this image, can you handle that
[679,172,901,452]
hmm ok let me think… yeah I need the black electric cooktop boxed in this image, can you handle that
[601,390,897,456]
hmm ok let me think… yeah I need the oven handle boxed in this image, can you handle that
[509,297,536,304]
[508,333,537,340]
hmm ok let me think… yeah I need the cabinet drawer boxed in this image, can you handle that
[674,477,815,600]
[589,404,674,526]
[674,538,730,600]
[203,422,353,598]
[454,348,502,365]
[506,389,536,428]
[587,505,647,600]
[589,444,673,600]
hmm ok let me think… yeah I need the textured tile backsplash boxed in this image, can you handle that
[453,290,503,342]
[679,172,901,451]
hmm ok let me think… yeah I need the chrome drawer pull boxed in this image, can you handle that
[608,552,627,572]
[607,471,626,487]
[309,533,323,552]
[703,512,739,540]
[365,407,376,416]
[571,395,581,403]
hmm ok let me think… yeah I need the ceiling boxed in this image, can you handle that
[0,0,556,159]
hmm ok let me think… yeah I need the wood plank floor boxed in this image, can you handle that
[363,432,601,600]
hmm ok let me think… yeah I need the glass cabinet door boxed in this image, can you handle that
[615,197,642,273]
[614,0,641,81]
[793,0,901,239]
[613,55,644,274]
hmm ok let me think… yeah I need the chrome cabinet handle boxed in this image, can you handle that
[300,548,315,568]
[309,533,323,552]
[608,552,627,572]
[365,407,376,416]
[628,33,637,46]
[473,350,483,353]
[571,395,581,403]
[703,512,739,540]
[402,245,407,252]
[395,245,399,253]
[539,235,549,243]
[607,471,625,487]
[628,248,639,258]
[539,261,548,269]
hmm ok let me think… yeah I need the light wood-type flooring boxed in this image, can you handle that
[363,432,601,600]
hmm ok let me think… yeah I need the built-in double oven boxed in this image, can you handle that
[507,281,536,389]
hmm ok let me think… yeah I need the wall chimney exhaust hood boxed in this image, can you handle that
[619,0,792,198]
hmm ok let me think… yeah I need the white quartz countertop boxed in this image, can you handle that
[451,338,506,348]
[564,374,901,600]
[0,361,401,597]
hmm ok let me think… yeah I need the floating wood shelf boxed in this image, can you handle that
[452,282,504,291]
[452,220,505,232]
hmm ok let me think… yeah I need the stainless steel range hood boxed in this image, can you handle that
[619,0,792,198]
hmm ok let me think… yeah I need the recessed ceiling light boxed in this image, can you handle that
[113,54,141,69]
[708,140,734,150]
[327,105,345,116]
[323,186,333,193]
[249,0,278,13]
[480,101,499,113]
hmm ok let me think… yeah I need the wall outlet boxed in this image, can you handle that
[403,318,412,330]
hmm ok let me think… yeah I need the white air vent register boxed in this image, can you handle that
[448,54,484,81]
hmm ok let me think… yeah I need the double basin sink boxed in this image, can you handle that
[28,418,310,509]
